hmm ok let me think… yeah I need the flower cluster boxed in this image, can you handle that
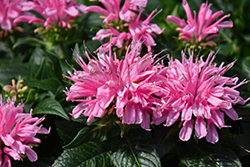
[0,97,50,166]
[60,0,248,145]
[85,0,164,52]
[65,46,248,143]
[167,0,233,47]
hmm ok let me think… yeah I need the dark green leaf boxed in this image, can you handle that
[63,116,120,149]
[33,97,70,121]
[242,57,250,80]
[111,129,161,167]
[153,124,180,158]
[55,119,85,145]
[0,64,28,85]
[23,78,60,93]
[233,134,250,157]
[178,140,242,167]
[52,141,112,167]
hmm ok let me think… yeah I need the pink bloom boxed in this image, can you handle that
[85,0,163,52]
[167,0,233,45]
[64,44,163,130]
[14,0,87,29]
[129,10,164,52]
[152,51,249,143]
[85,0,146,23]
[0,97,50,166]
[0,0,25,33]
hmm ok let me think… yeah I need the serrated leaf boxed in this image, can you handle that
[178,140,242,167]
[33,97,70,121]
[52,141,112,167]
[111,129,161,167]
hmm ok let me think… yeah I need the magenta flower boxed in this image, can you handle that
[152,51,249,143]
[64,45,163,130]
[0,97,50,166]
[167,0,233,46]
[14,0,87,29]
[0,0,25,35]
[85,0,163,52]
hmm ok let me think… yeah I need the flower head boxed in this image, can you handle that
[64,44,163,130]
[14,0,86,29]
[152,51,249,143]
[167,0,233,47]
[85,0,163,52]
[0,97,50,166]
[0,0,26,37]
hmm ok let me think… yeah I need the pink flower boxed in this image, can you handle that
[0,0,25,33]
[64,44,163,130]
[167,0,233,45]
[129,10,164,51]
[152,51,249,143]
[14,0,87,29]
[85,0,146,23]
[0,97,50,166]
[85,0,163,52]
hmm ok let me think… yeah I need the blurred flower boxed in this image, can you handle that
[167,0,233,47]
[64,44,163,130]
[0,97,50,166]
[86,0,163,52]
[152,51,249,143]
[0,0,25,37]
[14,0,87,29]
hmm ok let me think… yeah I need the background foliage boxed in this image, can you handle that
[1,0,250,166]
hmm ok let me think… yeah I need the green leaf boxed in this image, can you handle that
[23,78,60,93]
[13,37,45,49]
[233,134,250,158]
[33,97,70,121]
[178,140,242,167]
[242,57,250,80]
[153,124,180,158]
[55,118,85,145]
[0,64,28,85]
[111,129,161,167]
[24,88,37,104]
[52,141,112,167]
[63,116,120,149]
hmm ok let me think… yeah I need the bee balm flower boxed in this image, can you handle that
[64,45,163,130]
[167,0,233,47]
[14,0,87,29]
[85,0,163,52]
[153,51,249,143]
[0,97,50,166]
[0,0,27,37]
